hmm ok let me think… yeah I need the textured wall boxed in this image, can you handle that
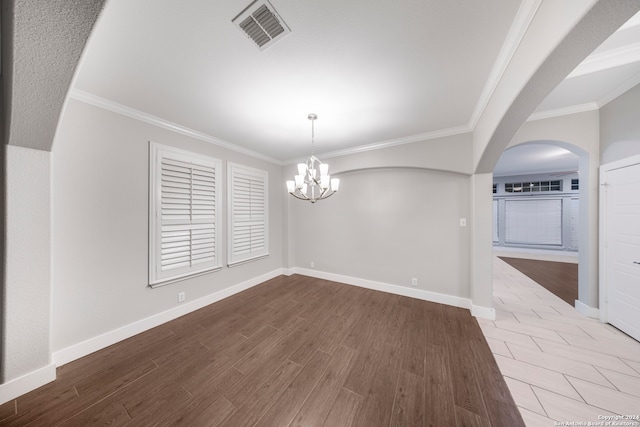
[3,146,52,382]
[474,0,640,174]
[1,0,105,388]
[5,0,105,151]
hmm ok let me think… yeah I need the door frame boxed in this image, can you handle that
[599,153,640,324]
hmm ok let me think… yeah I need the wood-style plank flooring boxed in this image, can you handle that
[0,275,523,426]
[498,257,578,306]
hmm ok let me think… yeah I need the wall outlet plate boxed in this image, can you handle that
[178,292,185,303]
[411,278,418,286]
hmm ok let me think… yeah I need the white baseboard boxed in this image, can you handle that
[288,268,495,320]
[7,267,493,406]
[53,269,284,366]
[471,305,496,320]
[0,362,56,405]
[575,299,600,319]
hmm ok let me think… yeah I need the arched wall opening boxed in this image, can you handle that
[495,138,596,315]
[287,165,473,301]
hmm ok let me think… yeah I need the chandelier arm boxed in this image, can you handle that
[318,190,336,200]
[287,113,339,203]
[289,191,309,201]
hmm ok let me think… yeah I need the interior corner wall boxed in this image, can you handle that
[3,145,52,382]
[470,173,494,311]
[287,135,473,303]
[51,98,284,354]
[600,82,640,165]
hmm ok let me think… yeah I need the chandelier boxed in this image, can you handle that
[286,114,340,203]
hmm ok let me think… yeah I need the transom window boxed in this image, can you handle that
[504,180,561,193]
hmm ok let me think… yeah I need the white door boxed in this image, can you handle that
[605,163,640,341]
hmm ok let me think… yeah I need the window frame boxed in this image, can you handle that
[504,180,562,193]
[504,198,563,246]
[227,162,269,267]
[571,178,579,190]
[149,142,222,287]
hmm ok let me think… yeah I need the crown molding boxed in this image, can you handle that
[619,10,640,31]
[567,41,640,78]
[69,89,283,165]
[72,89,473,166]
[283,125,472,165]
[597,69,640,107]
[468,0,543,129]
[527,102,599,122]
[529,67,640,120]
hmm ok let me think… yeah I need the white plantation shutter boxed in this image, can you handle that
[149,142,221,286]
[504,199,562,246]
[228,163,268,266]
[570,197,579,250]
[493,199,499,242]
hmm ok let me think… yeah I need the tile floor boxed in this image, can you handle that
[480,256,640,427]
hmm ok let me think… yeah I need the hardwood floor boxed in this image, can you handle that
[0,275,524,426]
[498,256,578,306]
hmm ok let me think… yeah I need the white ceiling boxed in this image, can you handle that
[532,10,640,117]
[73,1,640,166]
[493,145,578,178]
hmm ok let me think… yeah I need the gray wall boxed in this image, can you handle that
[3,146,52,381]
[1,0,636,405]
[600,83,640,165]
[1,0,104,384]
[51,99,284,352]
[508,110,599,309]
[287,135,473,301]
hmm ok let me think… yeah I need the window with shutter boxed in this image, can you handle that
[149,142,222,286]
[228,163,269,266]
[504,198,562,246]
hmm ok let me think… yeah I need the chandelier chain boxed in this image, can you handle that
[311,116,315,156]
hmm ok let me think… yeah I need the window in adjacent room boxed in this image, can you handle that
[149,142,222,287]
[228,163,269,266]
[504,199,562,246]
[504,180,561,193]
[571,178,579,190]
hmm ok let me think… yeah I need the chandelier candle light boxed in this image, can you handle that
[286,114,340,203]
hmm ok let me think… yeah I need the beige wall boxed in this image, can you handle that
[3,146,52,382]
[508,110,600,309]
[3,0,638,407]
[318,132,474,176]
[600,83,640,165]
[51,99,284,353]
[287,135,475,305]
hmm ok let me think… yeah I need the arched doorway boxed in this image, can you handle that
[493,140,593,312]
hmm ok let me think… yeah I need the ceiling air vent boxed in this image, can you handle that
[232,0,291,50]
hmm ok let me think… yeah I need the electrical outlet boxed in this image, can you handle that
[178,292,185,303]
[411,278,418,286]
[459,218,467,227]
[310,261,315,268]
